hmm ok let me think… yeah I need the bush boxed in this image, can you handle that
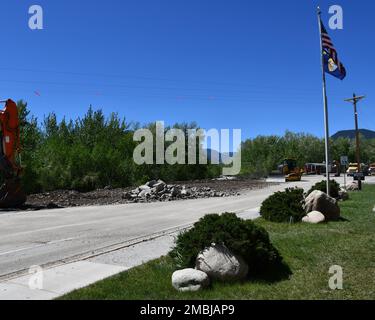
[260,188,305,223]
[170,213,284,277]
[307,180,340,199]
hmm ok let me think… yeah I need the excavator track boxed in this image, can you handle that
[0,178,26,208]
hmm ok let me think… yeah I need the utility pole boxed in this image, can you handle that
[344,93,365,190]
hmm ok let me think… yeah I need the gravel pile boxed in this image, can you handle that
[122,180,239,203]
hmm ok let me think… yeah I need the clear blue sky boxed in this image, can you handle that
[1,0,374,141]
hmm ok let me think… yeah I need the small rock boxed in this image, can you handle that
[338,189,349,201]
[302,211,325,224]
[181,187,191,196]
[153,180,166,192]
[157,188,167,195]
[196,244,248,281]
[122,192,131,200]
[171,186,181,197]
[139,189,151,198]
[172,269,209,292]
[146,180,158,188]
[139,185,151,192]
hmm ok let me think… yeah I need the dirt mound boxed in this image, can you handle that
[24,177,273,210]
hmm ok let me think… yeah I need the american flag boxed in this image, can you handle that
[320,20,346,77]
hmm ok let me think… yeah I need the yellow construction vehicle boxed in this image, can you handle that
[346,163,369,176]
[279,158,303,182]
[369,163,375,176]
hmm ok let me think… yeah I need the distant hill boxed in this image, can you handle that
[205,149,235,164]
[332,129,375,140]
[205,149,221,163]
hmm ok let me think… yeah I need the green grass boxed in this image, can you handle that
[60,185,375,300]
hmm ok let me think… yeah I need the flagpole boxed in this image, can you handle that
[317,7,331,196]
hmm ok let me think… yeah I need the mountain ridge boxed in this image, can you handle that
[331,129,375,140]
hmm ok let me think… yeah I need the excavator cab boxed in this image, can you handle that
[0,99,26,208]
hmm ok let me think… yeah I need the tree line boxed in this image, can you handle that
[15,101,375,194]
[240,131,375,177]
[17,101,220,194]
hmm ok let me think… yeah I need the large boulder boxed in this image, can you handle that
[302,211,325,224]
[172,268,209,292]
[195,244,248,281]
[347,182,359,191]
[304,190,340,221]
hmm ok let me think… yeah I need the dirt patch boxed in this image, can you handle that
[22,177,275,210]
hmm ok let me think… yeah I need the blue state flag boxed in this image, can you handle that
[320,20,346,80]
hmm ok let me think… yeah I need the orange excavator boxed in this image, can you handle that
[0,99,26,208]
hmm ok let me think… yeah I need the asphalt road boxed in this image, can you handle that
[0,175,372,279]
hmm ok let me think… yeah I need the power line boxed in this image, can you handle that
[0,66,299,88]
[0,66,339,94]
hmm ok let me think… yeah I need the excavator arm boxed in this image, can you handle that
[0,99,26,208]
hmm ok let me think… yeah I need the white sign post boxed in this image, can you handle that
[340,156,349,190]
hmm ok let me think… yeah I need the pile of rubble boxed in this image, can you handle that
[122,180,239,203]
[24,178,270,210]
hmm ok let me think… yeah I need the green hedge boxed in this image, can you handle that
[260,188,305,223]
[306,180,340,199]
[170,213,285,277]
